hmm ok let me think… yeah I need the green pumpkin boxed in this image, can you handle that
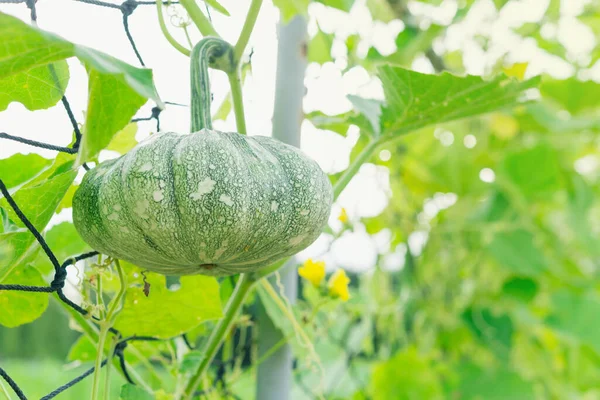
[72,38,333,277]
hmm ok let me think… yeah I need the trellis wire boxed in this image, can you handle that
[0,0,245,398]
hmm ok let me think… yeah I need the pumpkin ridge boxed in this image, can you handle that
[115,143,180,266]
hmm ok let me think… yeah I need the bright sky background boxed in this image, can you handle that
[0,0,595,274]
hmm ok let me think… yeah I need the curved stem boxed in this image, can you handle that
[227,71,247,134]
[156,0,191,56]
[333,139,381,198]
[91,323,109,400]
[103,336,118,400]
[234,0,263,61]
[183,273,256,398]
[190,38,234,132]
[179,0,219,37]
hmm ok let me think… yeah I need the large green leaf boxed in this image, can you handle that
[106,122,139,154]
[0,13,73,76]
[0,13,160,103]
[0,61,69,111]
[487,229,547,277]
[0,155,77,281]
[120,384,153,400]
[546,290,600,354]
[462,307,513,360]
[499,142,562,200]
[114,264,222,339]
[370,347,443,400]
[0,265,49,327]
[0,153,52,189]
[454,363,535,400]
[541,77,600,115]
[78,69,147,163]
[377,66,540,137]
[0,12,161,163]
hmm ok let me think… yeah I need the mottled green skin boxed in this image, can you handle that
[73,130,333,277]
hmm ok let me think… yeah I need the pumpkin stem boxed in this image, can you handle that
[190,37,235,132]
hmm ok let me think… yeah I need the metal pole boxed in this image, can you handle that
[256,15,308,400]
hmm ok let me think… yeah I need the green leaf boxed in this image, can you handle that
[455,363,535,400]
[462,307,513,359]
[0,13,160,105]
[0,265,49,327]
[305,111,353,136]
[272,0,309,21]
[377,66,540,137]
[0,13,73,77]
[120,384,153,400]
[204,0,230,16]
[541,77,600,115]
[74,47,161,105]
[67,335,97,363]
[34,221,90,275]
[308,27,334,65]
[501,277,539,303]
[0,156,77,281]
[370,347,443,400]
[0,12,161,164]
[347,95,382,136]
[499,143,562,200]
[114,265,222,339]
[0,61,69,111]
[106,122,139,154]
[77,69,147,163]
[546,290,600,353]
[0,153,52,189]
[487,229,547,277]
[315,0,355,11]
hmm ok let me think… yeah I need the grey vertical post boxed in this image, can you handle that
[256,15,308,400]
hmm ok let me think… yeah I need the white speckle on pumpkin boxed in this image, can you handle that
[209,164,216,169]
[219,194,234,206]
[271,201,279,212]
[153,190,164,202]
[113,204,122,211]
[289,235,306,246]
[139,163,152,172]
[120,226,129,233]
[159,180,165,188]
[134,200,150,219]
[214,241,229,259]
[300,210,310,216]
[107,213,119,221]
[190,178,216,200]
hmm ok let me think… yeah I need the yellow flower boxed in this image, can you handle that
[298,259,326,287]
[338,208,348,223]
[328,269,350,301]
[503,63,528,81]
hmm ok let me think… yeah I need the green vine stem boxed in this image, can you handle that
[179,0,219,37]
[183,273,256,398]
[333,138,381,198]
[227,71,247,134]
[91,260,127,400]
[234,0,263,62]
[190,37,235,132]
[156,0,191,56]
